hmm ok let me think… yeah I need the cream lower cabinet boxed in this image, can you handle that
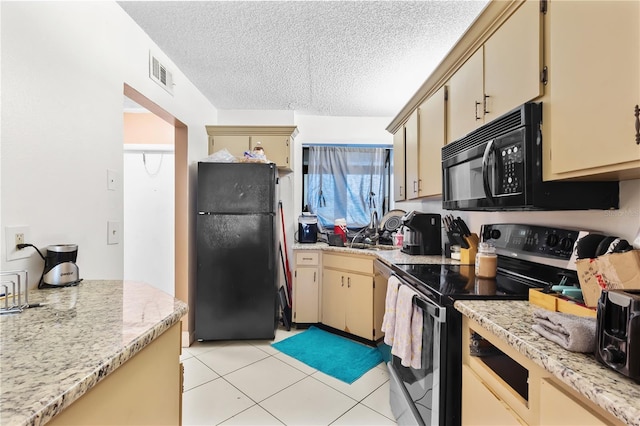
[293,250,320,324]
[462,365,523,426]
[205,125,298,171]
[545,0,640,180]
[321,253,385,341]
[48,323,182,426]
[462,316,623,426]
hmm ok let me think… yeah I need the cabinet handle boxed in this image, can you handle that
[413,180,418,193]
[341,276,344,287]
[418,179,422,192]
[635,105,639,145]
[475,101,482,120]
[483,95,490,114]
[313,271,316,282]
[348,277,351,288]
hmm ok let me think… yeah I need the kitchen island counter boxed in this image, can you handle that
[455,300,640,425]
[0,280,187,426]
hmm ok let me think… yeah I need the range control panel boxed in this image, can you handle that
[481,223,583,260]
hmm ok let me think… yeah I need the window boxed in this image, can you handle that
[302,145,391,230]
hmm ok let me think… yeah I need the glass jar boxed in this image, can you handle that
[475,242,497,278]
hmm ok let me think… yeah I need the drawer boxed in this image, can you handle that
[323,253,373,275]
[295,251,319,266]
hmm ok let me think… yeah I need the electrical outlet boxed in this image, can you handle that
[5,226,30,261]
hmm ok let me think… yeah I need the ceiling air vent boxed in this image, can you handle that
[149,52,174,95]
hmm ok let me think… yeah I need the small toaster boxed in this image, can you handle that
[595,290,640,382]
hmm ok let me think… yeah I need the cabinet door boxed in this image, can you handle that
[345,273,374,340]
[539,378,608,425]
[447,48,484,143]
[321,269,346,331]
[294,267,319,323]
[404,110,420,199]
[209,135,249,158]
[418,86,447,197]
[484,0,542,123]
[461,365,522,426]
[393,128,406,201]
[547,0,640,176]
[250,135,290,169]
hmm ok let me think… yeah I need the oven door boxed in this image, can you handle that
[388,289,446,426]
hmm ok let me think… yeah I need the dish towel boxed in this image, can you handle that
[382,275,401,346]
[532,309,597,353]
[390,285,424,369]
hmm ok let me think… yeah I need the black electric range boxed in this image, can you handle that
[387,223,584,426]
[391,223,583,306]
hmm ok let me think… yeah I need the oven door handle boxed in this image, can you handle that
[482,139,496,204]
[413,295,446,323]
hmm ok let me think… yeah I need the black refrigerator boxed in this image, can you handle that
[195,162,279,340]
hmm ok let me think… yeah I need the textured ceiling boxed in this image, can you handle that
[119,1,489,117]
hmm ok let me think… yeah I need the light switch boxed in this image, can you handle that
[107,221,120,245]
[107,169,118,191]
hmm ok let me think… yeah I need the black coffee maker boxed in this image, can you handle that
[401,211,442,255]
[595,289,640,382]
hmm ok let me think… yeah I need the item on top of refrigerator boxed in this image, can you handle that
[203,148,237,163]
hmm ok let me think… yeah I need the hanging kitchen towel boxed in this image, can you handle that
[391,285,423,369]
[382,275,401,346]
[532,309,597,353]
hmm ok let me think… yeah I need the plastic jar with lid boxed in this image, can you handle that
[475,242,498,278]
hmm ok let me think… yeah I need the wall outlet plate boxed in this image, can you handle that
[107,169,118,191]
[107,221,120,245]
[5,226,31,261]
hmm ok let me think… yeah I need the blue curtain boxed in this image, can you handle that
[307,146,385,229]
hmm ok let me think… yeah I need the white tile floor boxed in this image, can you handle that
[181,327,397,426]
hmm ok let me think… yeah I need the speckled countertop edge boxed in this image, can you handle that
[0,280,188,426]
[455,300,640,426]
[292,242,460,267]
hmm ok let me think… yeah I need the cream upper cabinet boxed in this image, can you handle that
[545,0,640,180]
[250,135,290,169]
[393,127,406,201]
[404,110,420,199]
[417,86,447,197]
[447,48,485,143]
[209,135,249,159]
[483,0,543,123]
[205,125,298,171]
[448,0,543,143]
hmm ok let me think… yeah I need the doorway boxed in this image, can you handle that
[123,100,175,295]
[123,84,191,345]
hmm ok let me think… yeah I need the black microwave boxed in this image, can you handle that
[441,102,619,211]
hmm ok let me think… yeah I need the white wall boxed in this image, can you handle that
[123,145,175,295]
[1,2,217,289]
[396,179,640,245]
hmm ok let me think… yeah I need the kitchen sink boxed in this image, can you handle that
[349,243,398,251]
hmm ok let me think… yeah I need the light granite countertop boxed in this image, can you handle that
[292,242,460,266]
[454,300,640,426]
[0,280,188,426]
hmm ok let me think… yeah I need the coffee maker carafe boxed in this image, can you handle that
[401,211,442,255]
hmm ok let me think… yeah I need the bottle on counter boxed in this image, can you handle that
[475,242,497,278]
